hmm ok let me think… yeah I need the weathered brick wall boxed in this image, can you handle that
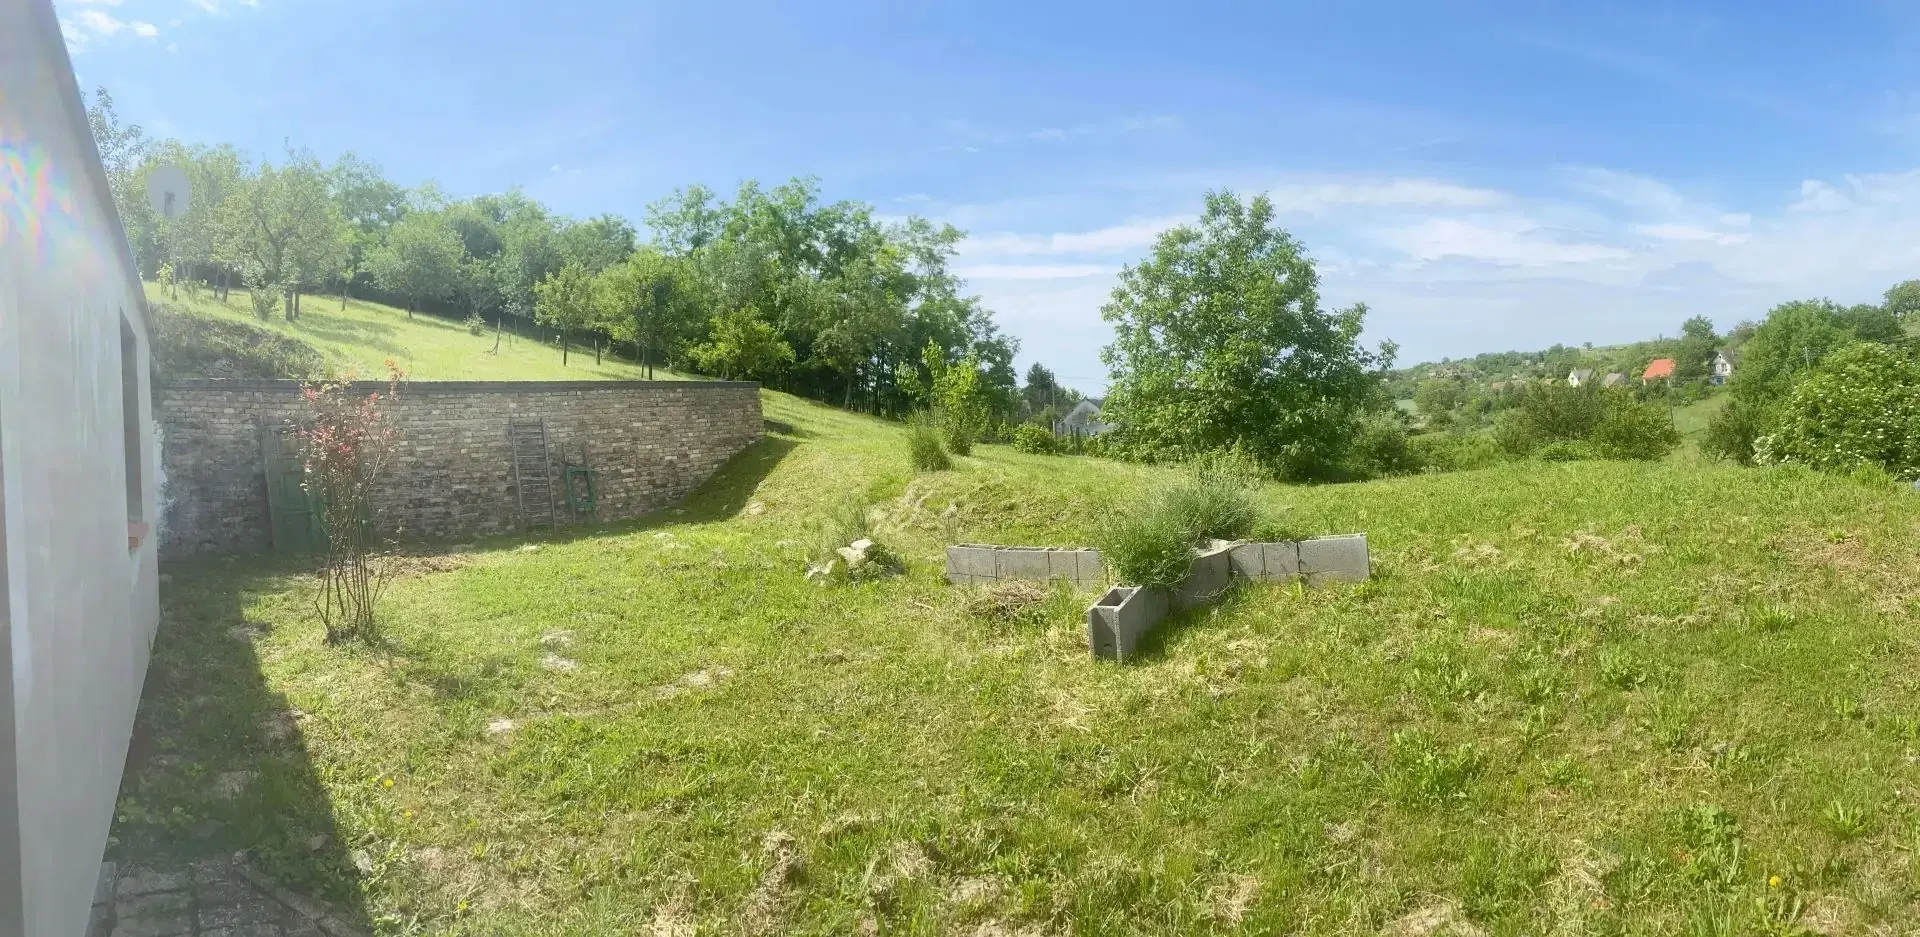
[157,379,762,555]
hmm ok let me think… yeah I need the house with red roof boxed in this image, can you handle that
[1642,358,1676,384]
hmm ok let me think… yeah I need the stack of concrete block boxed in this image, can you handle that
[1228,534,1369,586]
[1086,533,1370,661]
[944,545,1104,588]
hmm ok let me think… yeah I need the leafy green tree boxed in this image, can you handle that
[1098,190,1393,479]
[327,154,405,307]
[1673,315,1719,382]
[370,211,462,319]
[926,345,991,456]
[84,87,156,266]
[556,214,637,275]
[1413,379,1467,426]
[534,263,598,366]
[691,306,795,381]
[596,249,699,378]
[216,152,345,321]
[1732,299,1858,412]
[1884,280,1920,325]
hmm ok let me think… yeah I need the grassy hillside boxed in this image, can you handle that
[129,393,1920,934]
[145,283,692,382]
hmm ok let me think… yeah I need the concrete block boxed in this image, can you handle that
[1229,542,1265,579]
[1086,585,1170,661]
[1074,549,1105,585]
[1173,541,1236,611]
[1298,534,1369,585]
[945,546,995,582]
[996,547,1052,580]
[1046,549,1081,581]
[1260,541,1302,582]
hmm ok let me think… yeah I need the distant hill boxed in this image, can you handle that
[1387,335,1715,398]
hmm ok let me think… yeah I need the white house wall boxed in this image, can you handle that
[0,2,162,935]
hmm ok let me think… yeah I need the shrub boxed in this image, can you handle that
[1491,409,1540,456]
[1409,432,1502,473]
[806,493,900,582]
[1512,382,1610,444]
[906,414,951,471]
[1701,400,1759,465]
[1756,342,1920,477]
[249,284,281,321]
[1011,423,1058,455]
[1590,399,1680,461]
[151,303,325,380]
[1100,457,1260,588]
[294,363,405,644]
[1345,414,1421,479]
[465,312,487,336]
[1537,439,1597,462]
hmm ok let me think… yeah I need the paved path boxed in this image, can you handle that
[87,856,368,937]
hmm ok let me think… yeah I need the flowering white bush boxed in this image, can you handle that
[1756,342,1920,478]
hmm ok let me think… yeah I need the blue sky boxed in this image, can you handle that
[55,0,1920,391]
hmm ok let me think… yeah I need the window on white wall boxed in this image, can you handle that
[121,311,146,549]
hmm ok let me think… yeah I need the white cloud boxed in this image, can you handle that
[1636,223,1749,246]
[1371,216,1633,266]
[165,42,177,52]
[190,0,222,11]
[956,263,1117,280]
[1267,178,1506,215]
[961,215,1188,258]
[60,8,160,44]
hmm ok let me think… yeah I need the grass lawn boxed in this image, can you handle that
[145,282,693,382]
[1672,393,1730,444]
[129,391,1920,934]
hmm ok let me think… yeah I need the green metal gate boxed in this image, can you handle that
[261,423,325,554]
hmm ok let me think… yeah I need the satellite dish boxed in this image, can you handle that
[146,165,192,222]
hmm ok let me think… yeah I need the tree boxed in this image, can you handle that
[924,342,990,455]
[84,87,151,256]
[556,213,637,275]
[1884,280,1920,325]
[691,306,794,381]
[328,154,405,307]
[596,248,698,379]
[216,152,345,321]
[370,211,462,318]
[1673,315,1718,382]
[1098,190,1394,480]
[533,263,597,365]
[1733,299,1857,412]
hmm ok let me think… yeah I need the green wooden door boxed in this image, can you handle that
[261,424,325,554]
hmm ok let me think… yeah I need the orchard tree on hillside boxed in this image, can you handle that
[216,152,345,321]
[370,211,462,318]
[1099,190,1394,480]
[533,263,597,366]
[596,248,699,379]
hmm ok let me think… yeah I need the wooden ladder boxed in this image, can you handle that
[509,418,556,530]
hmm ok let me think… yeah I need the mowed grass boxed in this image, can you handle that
[143,282,693,382]
[130,391,1920,935]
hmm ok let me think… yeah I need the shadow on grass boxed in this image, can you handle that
[113,563,373,930]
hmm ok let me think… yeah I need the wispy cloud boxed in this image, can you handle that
[1370,215,1632,266]
[1267,178,1506,215]
[1028,115,1179,143]
[955,263,1117,280]
[961,215,1189,258]
[59,7,161,49]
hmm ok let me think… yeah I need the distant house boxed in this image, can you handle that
[1643,358,1676,384]
[1054,398,1114,437]
[1568,368,1594,387]
[1710,350,1735,385]
[1601,372,1627,388]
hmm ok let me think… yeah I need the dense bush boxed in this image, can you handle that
[1509,383,1610,446]
[1589,398,1681,461]
[465,312,487,336]
[1408,431,1502,473]
[1537,439,1597,462]
[1756,342,1920,477]
[1701,400,1760,465]
[906,414,951,471]
[1101,453,1261,588]
[1011,423,1058,455]
[1344,414,1421,479]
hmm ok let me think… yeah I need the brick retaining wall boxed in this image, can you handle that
[157,379,762,555]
